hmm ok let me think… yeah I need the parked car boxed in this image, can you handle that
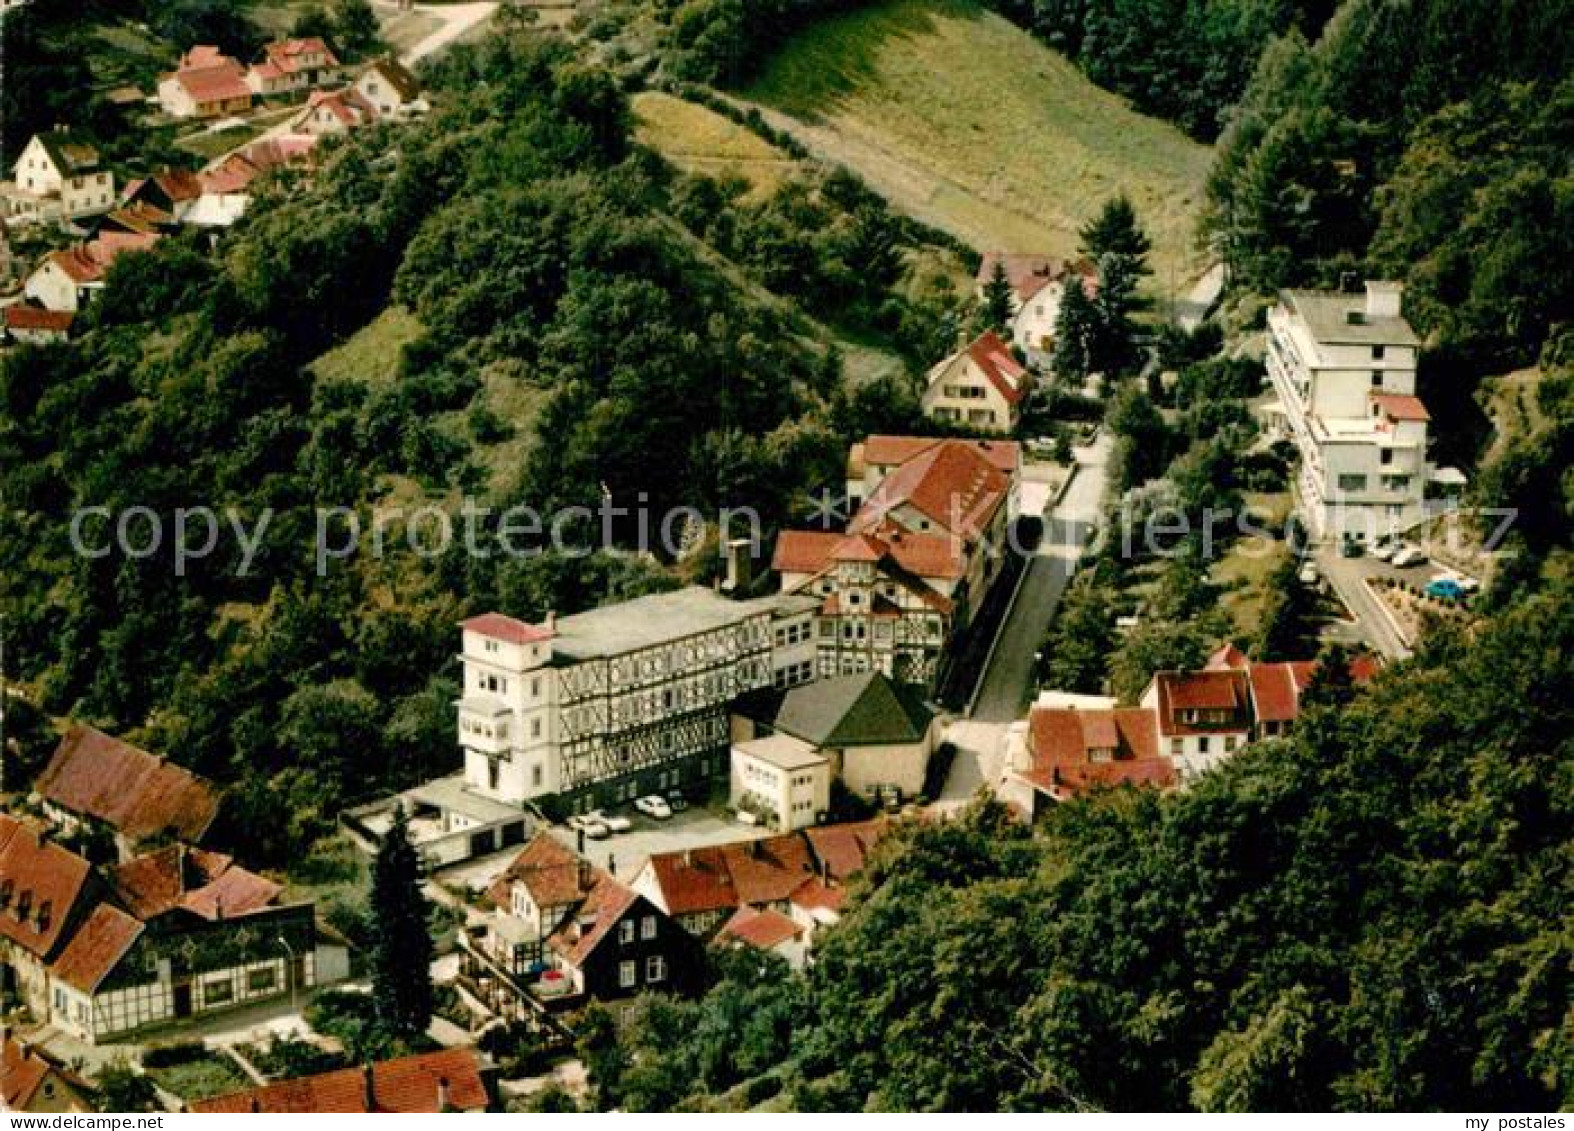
[1391,545,1427,568]
[666,791,689,813]
[1298,561,1320,585]
[1425,578,1467,600]
[567,815,611,840]
[635,794,672,820]
[584,808,632,833]
[1371,540,1399,562]
[1456,575,1481,593]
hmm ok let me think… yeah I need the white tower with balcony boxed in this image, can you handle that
[457,613,560,803]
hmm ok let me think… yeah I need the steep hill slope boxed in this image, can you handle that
[739,0,1213,293]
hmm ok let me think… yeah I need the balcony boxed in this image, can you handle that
[457,696,512,755]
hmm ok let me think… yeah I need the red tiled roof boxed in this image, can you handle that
[850,440,1011,544]
[974,253,1099,304]
[1024,706,1173,800]
[299,88,378,129]
[964,330,1030,406]
[772,530,843,575]
[0,815,95,958]
[802,818,887,882]
[44,232,160,286]
[110,845,279,921]
[646,846,735,916]
[548,877,640,968]
[1149,670,1253,736]
[1204,642,1249,671]
[191,1048,487,1113]
[461,612,554,646]
[1371,392,1430,423]
[199,136,319,195]
[861,435,1021,477]
[773,526,965,583]
[49,903,143,993]
[716,905,803,950]
[788,876,846,914]
[3,1036,92,1111]
[179,45,229,69]
[720,835,815,905]
[485,834,590,909]
[174,61,251,105]
[36,725,221,845]
[3,305,73,333]
[1247,662,1301,724]
[260,37,341,74]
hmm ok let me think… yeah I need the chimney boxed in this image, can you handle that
[722,538,753,595]
[682,848,692,868]
[437,1076,451,1113]
[577,859,591,893]
[544,611,557,634]
[362,1063,376,1111]
[749,838,761,859]
[249,1098,261,1113]
[1364,280,1402,320]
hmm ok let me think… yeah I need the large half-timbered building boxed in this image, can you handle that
[457,587,819,812]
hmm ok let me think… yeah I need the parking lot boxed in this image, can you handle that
[547,805,772,883]
[1315,539,1477,659]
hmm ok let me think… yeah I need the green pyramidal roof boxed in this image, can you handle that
[772,671,936,747]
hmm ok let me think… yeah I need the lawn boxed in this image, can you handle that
[741,0,1214,295]
[311,306,425,388]
[632,91,803,200]
[147,1051,252,1101]
[379,10,446,55]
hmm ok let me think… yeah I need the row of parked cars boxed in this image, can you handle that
[564,792,689,839]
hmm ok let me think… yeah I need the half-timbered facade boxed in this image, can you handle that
[457,588,819,811]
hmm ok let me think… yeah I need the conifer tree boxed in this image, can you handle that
[370,806,434,1038]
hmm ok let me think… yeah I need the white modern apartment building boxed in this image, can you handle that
[1266,281,1430,541]
[456,587,820,813]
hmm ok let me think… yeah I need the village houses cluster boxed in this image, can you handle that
[0,43,425,346]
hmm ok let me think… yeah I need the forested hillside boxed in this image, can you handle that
[0,33,945,865]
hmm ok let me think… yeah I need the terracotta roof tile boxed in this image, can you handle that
[49,903,143,993]
[850,439,1011,544]
[0,814,95,958]
[964,329,1029,406]
[191,1048,487,1113]
[1025,706,1174,799]
[715,905,803,950]
[3,305,73,333]
[860,435,1021,477]
[36,725,220,845]
[486,834,591,910]
[461,612,554,646]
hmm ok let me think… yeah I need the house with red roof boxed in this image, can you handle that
[974,252,1099,356]
[190,1048,491,1113]
[289,87,379,136]
[773,436,1018,686]
[0,129,116,227]
[921,329,1034,433]
[1,1034,95,1112]
[1006,644,1382,813]
[36,725,221,860]
[713,905,807,969]
[158,46,254,119]
[2,303,74,345]
[460,834,702,1016]
[23,232,160,313]
[247,38,343,98]
[0,810,342,1045]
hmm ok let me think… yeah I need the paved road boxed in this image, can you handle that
[937,434,1111,806]
[380,1,499,64]
[971,432,1111,722]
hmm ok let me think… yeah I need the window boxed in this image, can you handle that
[1198,737,1211,754]
[641,915,657,940]
[488,760,500,790]
[1170,738,1183,756]
[531,718,542,739]
[1224,736,1238,753]
[205,977,234,1005]
[619,919,635,944]
[1380,448,1394,466]
[532,764,543,787]
[248,967,277,993]
[1372,345,1385,360]
[646,955,667,983]
[619,960,637,988]
[1371,371,1383,387]
[1337,473,1368,492]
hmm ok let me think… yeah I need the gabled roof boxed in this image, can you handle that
[461,611,554,647]
[974,252,1098,304]
[771,671,936,749]
[859,435,1021,477]
[721,834,816,905]
[29,130,100,177]
[547,877,641,968]
[963,330,1029,406]
[49,903,143,993]
[1370,391,1430,423]
[260,37,341,74]
[1025,707,1173,799]
[0,815,95,959]
[42,232,160,286]
[109,845,279,922]
[1149,669,1252,736]
[3,1035,93,1110]
[298,87,378,129]
[772,526,966,583]
[802,818,887,881]
[850,439,1012,543]
[191,1048,488,1113]
[485,834,589,910]
[360,56,422,101]
[36,725,221,845]
[645,845,734,916]
[3,305,73,333]
[199,135,319,195]
[715,905,803,951]
[170,51,251,105]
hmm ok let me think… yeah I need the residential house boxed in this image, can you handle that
[35,724,221,860]
[190,1048,491,1113]
[118,169,205,226]
[631,819,889,948]
[921,329,1032,433]
[23,232,160,313]
[712,905,808,970]
[974,252,1098,356]
[188,135,319,228]
[733,670,939,804]
[843,434,1022,517]
[461,834,702,1016]
[247,38,343,97]
[1266,281,1431,541]
[774,438,1018,685]
[2,1034,95,1113]
[0,814,342,1045]
[158,46,253,120]
[289,88,378,136]
[1,130,115,225]
[352,57,426,119]
[1005,644,1382,814]
[729,734,831,831]
[3,304,74,345]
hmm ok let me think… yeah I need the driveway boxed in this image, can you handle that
[968,431,1112,723]
[374,1,499,64]
[545,806,771,882]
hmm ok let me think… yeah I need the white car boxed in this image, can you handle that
[1391,546,1427,568]
[567,815,611,840]
[1371,541,1399,562]
[584,808,632,833]
[1297,561,1319,585]
[635,795,673,820]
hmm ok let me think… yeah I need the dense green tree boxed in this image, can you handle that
[369,806,434,1038]
[1052,271,1097,382]
[333,0,382,59]
[981,259,1015,332]
[1079,194,1152,271]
